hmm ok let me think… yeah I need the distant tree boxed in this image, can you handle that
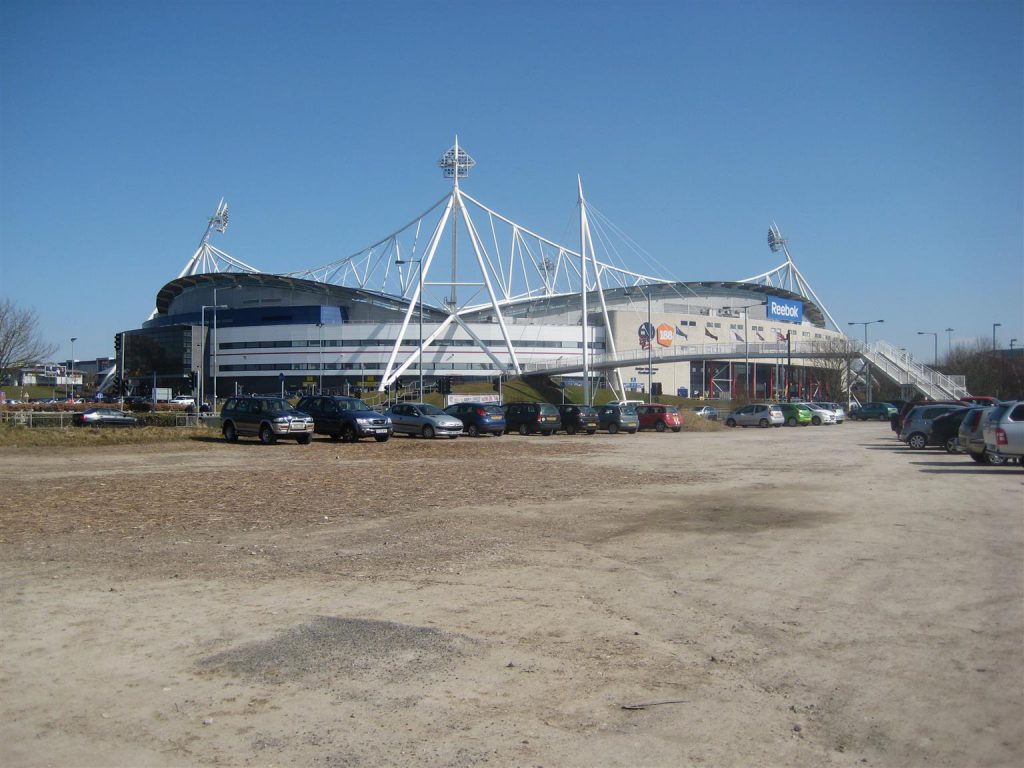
[805,336,858,402]
[942,339,1023,399]
[0,298,58,379]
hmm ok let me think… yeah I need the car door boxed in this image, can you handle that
[393,404,417,435]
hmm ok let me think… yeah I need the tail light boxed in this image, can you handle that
[476,408,487,416]
[996,428,1008,445]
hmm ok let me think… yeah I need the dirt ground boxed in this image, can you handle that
[1,422,1021,767]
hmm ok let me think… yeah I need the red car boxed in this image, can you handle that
[635,404,682,432]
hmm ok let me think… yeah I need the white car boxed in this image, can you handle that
[171,395,196,407]
[800,402,836,425]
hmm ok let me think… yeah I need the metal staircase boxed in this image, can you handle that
[858,340,968,400]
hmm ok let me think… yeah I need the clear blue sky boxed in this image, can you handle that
[2,0,1021,363]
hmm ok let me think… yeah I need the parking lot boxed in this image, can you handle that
[1,422,1021,767]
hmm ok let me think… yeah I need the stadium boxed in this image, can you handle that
[112,142,963,405]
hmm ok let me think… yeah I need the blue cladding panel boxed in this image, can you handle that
[765,297,803,323]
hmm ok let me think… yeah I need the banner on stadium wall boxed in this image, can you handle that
[765,296,803,324]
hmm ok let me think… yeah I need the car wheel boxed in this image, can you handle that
[518,423,529,436]
[725,418,736,428]
[259,424,276,445]
[985,451,1007,466]
[656,421,667,432]
[374,435,390,443]
[422,425,435,439]
[787,417,796,427]
[944,437,958,454]
[758,418,768,428]
[608,422,619,434]
[296,434,312,445]
[223,422,238,443]
[812,416,821,426]
[341,424,358,443]
[468,424,480,437]
[907,432,927,450]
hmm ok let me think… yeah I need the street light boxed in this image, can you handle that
[992,322,1001,350]
[944,327,954,358]
[917,331,938,366]
[395,258,424,401]
[1011,338,1018,351]
[201,303,227,408]
[316,322,324,394]
[723,301,767,398]
[848,319,884,401]
[69,337,77,400]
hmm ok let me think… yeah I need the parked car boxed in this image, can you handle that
[557,404,599,435]
[818,402,846,424]
[220,396,314,445]
[444,401,506,437]
[982,400,1024,465]
[386,402,463,439]
[849,402,897,421]
[691,405,720,420]
[927,408,971,453]
[597,403,639,434]
[171,395,196,407]
[899,404,967,449]
[296,395,393,443]
[958,407,1004,464]
[503,401,561,435]
[800,402,836,426]
[893,400,965,435]
[724,403,784,428]
[635,404,682,432]
[777,402,812,427]
[72,408,139,427]
[960,395,999,407]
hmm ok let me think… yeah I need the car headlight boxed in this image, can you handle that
[356,417,372,425]
[273,416,290,423]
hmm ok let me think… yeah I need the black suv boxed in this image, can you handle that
[502,401,561,435]
[557,404,599,435]
[220,396,315,445]
[294,395,393,443]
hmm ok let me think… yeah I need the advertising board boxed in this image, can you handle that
[766,296,804,323]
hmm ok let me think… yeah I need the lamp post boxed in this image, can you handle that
[724,301,766,398]
[201,302,227,409]
[317,322,324,394]
[1011,338,1018,351]
[944,327,954,359]
[645,286,652,403]
[69,337,77,400]
[917,331,938,366]
[848,319,884,402]
[992,322,1001,351]
[395,258,424,401]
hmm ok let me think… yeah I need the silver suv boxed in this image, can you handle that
[899,404,965,449]
[220,396,315,445]
[983,400,1024,465]
[725,403,784,428]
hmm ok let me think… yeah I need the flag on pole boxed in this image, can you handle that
[705,328,718,341]
[756,332,765,341]
[732,330,744,342]
[675,326,688,339]
[777,332,787,342]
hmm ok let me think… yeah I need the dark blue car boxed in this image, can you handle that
[443,401,506,437]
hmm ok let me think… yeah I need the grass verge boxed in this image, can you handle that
[0,424,214,449]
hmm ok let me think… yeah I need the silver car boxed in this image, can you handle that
[982,400,1024,464]
[818,402,846,424]
[692,405,720,420]
[724,403,784,428]
[385,402,464,439]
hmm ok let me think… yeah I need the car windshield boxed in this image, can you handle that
[579,406,598,417]
[482,405,504,415]
[419,404,446,416]
[621,407,637,416]
[664,406,679,414]
[263,398,294,412]
[539,404,559,416]
[338,398,372,411]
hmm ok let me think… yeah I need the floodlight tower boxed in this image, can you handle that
[438,138,475,308]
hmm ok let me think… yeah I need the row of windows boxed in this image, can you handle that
[219,338,605,351]
[220,362,509,373]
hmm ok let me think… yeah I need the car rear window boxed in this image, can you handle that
[482,405,504,415]
[1010,404,1024,421]
[539,404,559,416]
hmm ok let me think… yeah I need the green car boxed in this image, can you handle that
[777,402,812,427]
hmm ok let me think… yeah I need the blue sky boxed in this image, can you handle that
[1,0,1021,362]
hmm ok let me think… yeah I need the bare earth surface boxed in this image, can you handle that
[1,423,1022,767]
